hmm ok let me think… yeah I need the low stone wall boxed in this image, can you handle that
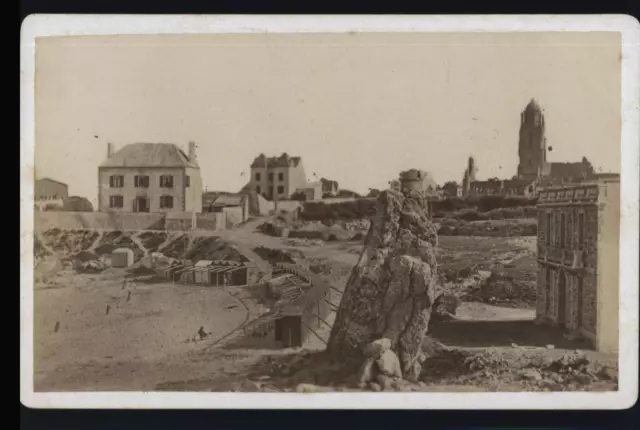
[35,211,165,232]
[35,211,225,232]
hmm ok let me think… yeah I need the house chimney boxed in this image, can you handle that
[188,141,196,161]
[107,142,114,158]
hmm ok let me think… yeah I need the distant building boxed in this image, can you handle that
[469,178,536,198]
[294,181,323,201]
[319,177,339,197]
[202,192,249,225]
[35,178,68,211]
[249,153,307,201]
[442,182,462,198]
[535,175,620,353]
[461,156,477,197]
[517,98,595,183]
[460,99,595,199]
[35,177,68,200]
[98,142,202,213]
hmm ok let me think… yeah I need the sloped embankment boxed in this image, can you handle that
[41,228,100,258]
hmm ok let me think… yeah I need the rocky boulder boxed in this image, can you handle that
[327,187,438,382]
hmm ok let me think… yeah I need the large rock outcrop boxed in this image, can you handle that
[326,188,438,381]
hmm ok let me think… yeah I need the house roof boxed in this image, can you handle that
[99,143,198,168]
[36,178,68,188]
[250,153,302,169]
[112,248,134,254]
[195,260,214,267]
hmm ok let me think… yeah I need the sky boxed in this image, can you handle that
[34,32,621,206]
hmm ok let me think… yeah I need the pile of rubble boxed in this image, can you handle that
[421,348,619,391]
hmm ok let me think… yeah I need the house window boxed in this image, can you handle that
[160,175,174,188]
[185,176,190,187]
[578,212,585,250]
[134,175,150,188]
[256,186,261,194]
[255,173,261,181]
[160,195,174,209]
[278,172,284,181]
[560,213,566,248]
[545,212,551,244]
[277,186,284,194]
[549,212,555,245]
[109,195,123,209]
[268,173,274,182]
[109,175,124,188]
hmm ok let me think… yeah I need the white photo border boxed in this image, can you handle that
[20,14,640,410]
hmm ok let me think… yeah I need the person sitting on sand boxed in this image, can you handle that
[198,326,209,340]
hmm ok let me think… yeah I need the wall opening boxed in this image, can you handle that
[558,271,567,328]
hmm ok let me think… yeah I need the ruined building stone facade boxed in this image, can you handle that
[535,175,619,353]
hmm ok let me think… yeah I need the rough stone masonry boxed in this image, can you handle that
[326,187,438,381]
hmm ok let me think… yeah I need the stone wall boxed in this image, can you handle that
[535,204,599,338]
[35,211,165,232]
[36,211,225,232]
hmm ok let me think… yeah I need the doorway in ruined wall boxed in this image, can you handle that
[577,276,584,330]
[545,267,552,316]
[557,271,567,328]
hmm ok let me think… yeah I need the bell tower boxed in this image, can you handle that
[517,98,547,181]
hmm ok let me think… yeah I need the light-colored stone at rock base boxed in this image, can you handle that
[376,349,403,378]
[364,338,392,359]
[295,383,334,393]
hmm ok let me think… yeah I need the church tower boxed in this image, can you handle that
[517,98,548,181]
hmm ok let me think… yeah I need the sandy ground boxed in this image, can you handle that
[34,272,251,391]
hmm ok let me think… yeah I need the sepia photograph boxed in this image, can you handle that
[20,15,639,409]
